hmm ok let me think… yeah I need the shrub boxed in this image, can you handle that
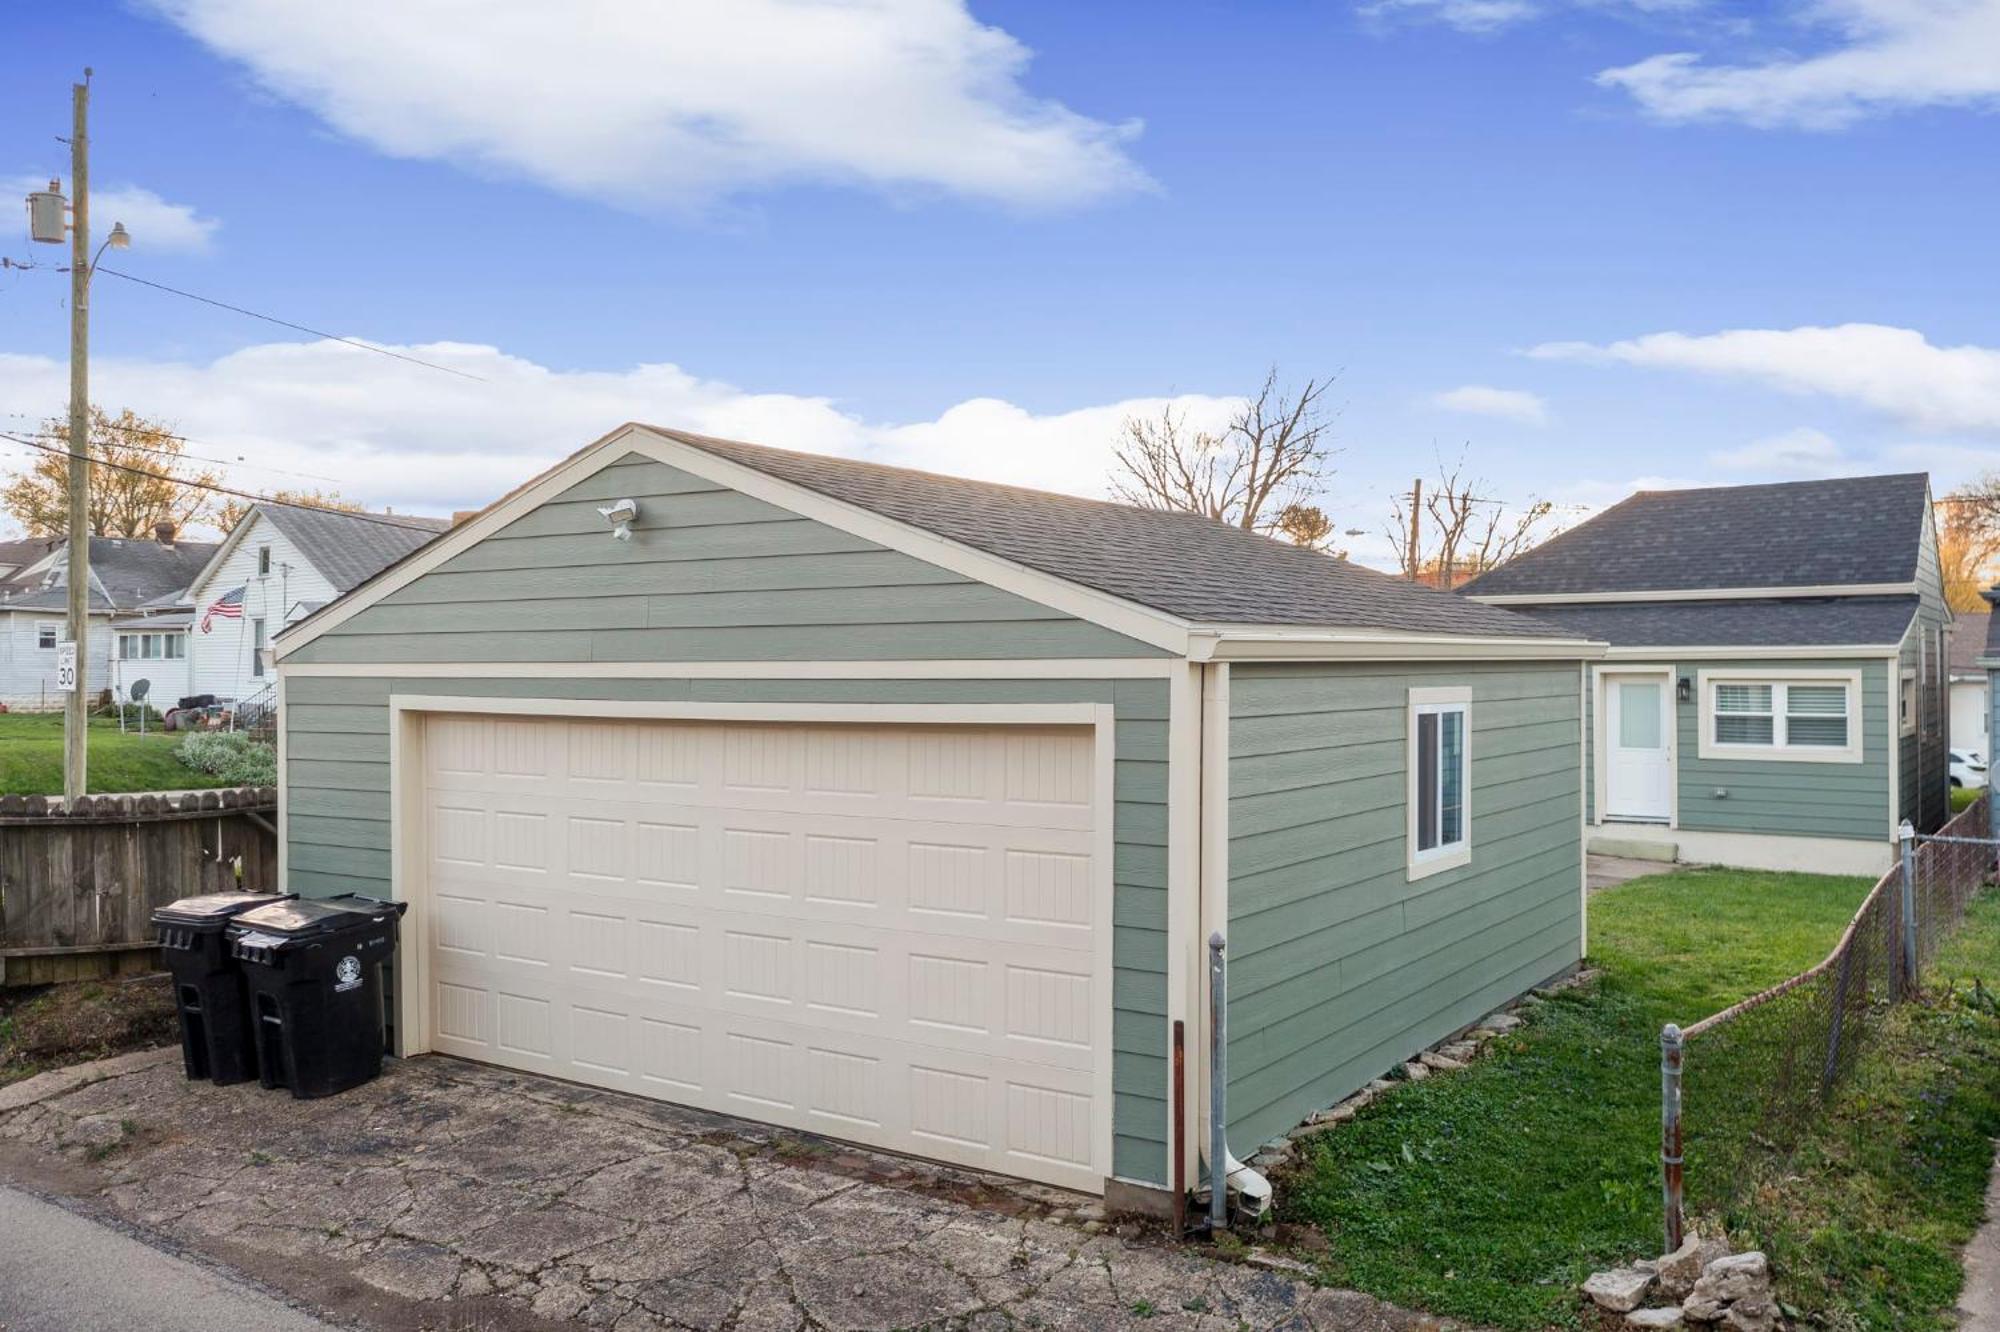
[175,731,276,786]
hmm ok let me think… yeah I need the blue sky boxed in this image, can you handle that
[3,0,1998,564]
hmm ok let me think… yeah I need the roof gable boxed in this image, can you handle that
[1461,473,1931,599]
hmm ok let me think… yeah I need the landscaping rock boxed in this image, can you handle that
[1583,1267,1657,1313]
[1482,1012,1523,1032]
[1724,1298,1778,1332]
[1692,1252,1770,1306]
[1441,1041,1480,1062]
[1312,1103,1358,1126]
[1626,1306,1685,1329]
[1656,1234,1733,1300]
[1419,1051,1467,1073]
[1682,1294,1727,1324]
[1401,1061,1430,1082]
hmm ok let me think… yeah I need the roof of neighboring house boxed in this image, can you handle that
[250,504,451,595]
[0,537,57,577]
[1517,595,1920,650]
[1459,473,1932,598]
[658,429,1576,638]
[1980,595,2000,660]
[0,535,218,613]
[1950,608,1990,678]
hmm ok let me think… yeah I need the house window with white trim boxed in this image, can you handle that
[257,545,271,576]
[35,623,57,650]
[251,618,267,678]
[1408,686,1472,879]
[1700,672,1863,763]
[1900,670,1917,736]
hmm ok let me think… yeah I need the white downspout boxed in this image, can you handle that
[1197,662,1270,1220]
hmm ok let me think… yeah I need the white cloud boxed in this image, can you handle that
[1431,384,1549,424]
[142,0,1147,211]
[1708,426,1858,476]
[4,177,219,253]
[0,340,1238,534]
[1530,323,2000,435]
[1597,0,2000,127]
[1361,0,1542,33]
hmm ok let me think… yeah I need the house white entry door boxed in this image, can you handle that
[415,712,1108,1191]
[1604,675,1673,822]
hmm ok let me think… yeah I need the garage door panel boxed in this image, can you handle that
[418,714,1105,1191]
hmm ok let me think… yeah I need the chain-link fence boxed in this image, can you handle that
[1659,794,1994,1250]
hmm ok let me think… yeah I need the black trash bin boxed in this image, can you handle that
[152,891,295,1085]
[228,894,410,1099]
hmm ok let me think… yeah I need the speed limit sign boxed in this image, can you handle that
[55,641,77,693]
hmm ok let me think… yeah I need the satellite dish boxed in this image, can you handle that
[130,679,151,702]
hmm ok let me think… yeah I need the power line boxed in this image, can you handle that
[85,266,488,383]
[0,411,349,486]
[0,429,449,532]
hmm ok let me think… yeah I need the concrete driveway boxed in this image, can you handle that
[0,1048,1455,1332]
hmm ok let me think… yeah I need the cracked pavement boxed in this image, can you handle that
[0,1049,1470,1332]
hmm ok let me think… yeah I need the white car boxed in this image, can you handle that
[1951,749,1988,789]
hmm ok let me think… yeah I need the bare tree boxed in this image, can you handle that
[1937,481,2000,612]
[1387,451,1561,588]
[1110,368,1339,542]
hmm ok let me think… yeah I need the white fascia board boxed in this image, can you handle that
[634,428,1192,655]
[276,658,1177,680]
[1602,644,1904,661]
[1470,582,1917,606]
[183,509,263,606]
[1189,627,1606,662]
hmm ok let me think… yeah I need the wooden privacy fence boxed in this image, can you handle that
[0,788,278,986]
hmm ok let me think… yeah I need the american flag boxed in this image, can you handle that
[200,586,245,634]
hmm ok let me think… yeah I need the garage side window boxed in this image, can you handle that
[1408,686,1472,881]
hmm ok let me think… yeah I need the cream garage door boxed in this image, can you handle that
[418,713,1108,1191]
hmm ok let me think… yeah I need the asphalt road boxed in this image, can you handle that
[0,1185,342,1332]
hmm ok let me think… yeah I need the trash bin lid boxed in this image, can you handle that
[231,895,402,939]
[152,891,292,926]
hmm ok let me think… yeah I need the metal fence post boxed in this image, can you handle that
[1899,820,1919,993]
[1660,1023,1685,1255]
[1209,931,1228,1233]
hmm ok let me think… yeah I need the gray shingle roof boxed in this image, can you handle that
[657,428,1577,639]
[0,536,218,612]
[254,504,450,595]
[1460,474,1931,597]
[1517,596,1918,650]
[1950,609,1988,677]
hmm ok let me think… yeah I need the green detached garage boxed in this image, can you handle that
[273,423,1600,1208]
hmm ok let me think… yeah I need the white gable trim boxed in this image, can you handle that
[1471,583,1917,606]
[277,423,1194,661]
[184,508,270,606]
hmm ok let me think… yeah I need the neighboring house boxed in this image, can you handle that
[180,504,449,705]
[273,423,1602,1207]
[1949,606,1989,758]
[1461,473,1950,875]
[0,529,217,711]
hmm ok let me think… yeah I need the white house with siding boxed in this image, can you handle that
[0,531,216,711]
[182,504,448,706]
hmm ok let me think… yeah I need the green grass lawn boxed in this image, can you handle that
[1953,783,1982,813]
[0,712,227,795]
[1283,866,2000,1331]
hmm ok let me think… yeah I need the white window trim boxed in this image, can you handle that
[1900,668,1918,737]
[1407,685,1473,881]
[1697,668,1865,764]
[35,622,58,650]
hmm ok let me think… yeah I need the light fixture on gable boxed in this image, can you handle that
[597,498,638,542]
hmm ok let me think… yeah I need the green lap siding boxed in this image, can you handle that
[1586,658,1894,842]
[279,454,1178,1187]
[1225,660,1584,1154]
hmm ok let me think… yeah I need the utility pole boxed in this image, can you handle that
[26,72,127,803]
[63,71,92,804]
[1406,477,1423,582]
